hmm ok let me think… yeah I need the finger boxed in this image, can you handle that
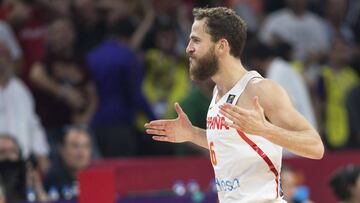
[152,136,173,142]
[144,123,165,130]
[175,102,185,117]
[225,121,240,129]
[220,104,250,116]
[219,105,244,120]
[219,109,243,124]
[146,129,166,136]
[146,119,171,126]
[224,121,246,133]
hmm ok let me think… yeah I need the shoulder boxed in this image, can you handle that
[266,9,289,21]
[10,78,32,97]
[245,78,291,110]
[246,78,285,96]
[0,20,11,31]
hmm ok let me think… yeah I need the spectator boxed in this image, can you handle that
[0,0,48,86]
[0,39,49,172]
[316,37,358,149]
[259,0,328,62]
[0,135,48,202]
[44,125,92,199]
[0,20,23,74]
[143,23,190,119]
[72,0,106,55]
[229,0,264,33]
[0,135,25,201]
[87,18,155,157]
[281,165,314,203]
[346,83,360,148]
[30,18,97,157]
[98,0,156,51]
[139,23,191,156]
[323,0,354,46]
[330,165,360,203]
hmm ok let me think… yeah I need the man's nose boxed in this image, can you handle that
[186,44,194,55]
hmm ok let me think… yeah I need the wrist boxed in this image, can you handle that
[57,86,68,98]
[261,122,276,140]
[187,126,197,143]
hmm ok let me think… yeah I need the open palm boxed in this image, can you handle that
[144,103,194,143]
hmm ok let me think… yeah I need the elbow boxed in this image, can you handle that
[310,142,324,160]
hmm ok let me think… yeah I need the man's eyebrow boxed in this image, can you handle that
[189,35,200,40]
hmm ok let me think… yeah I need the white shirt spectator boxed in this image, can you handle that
[0,77,49,158]
[260,9,328,61]
[0,21,22,60]
[267,58,317,128]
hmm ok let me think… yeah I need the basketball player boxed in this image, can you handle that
[144,7,324,202]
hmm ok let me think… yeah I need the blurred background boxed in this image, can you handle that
[0,0,359,202]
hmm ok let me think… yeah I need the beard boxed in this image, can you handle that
[189,45,219,81]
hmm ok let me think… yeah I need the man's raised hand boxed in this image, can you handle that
[144,103,194,143]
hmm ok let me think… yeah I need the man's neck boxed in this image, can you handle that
[211,58,247,98]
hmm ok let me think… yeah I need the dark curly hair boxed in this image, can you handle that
[329,165,360,201]
[193,7,247,59]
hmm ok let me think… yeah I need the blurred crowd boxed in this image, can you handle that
[0,0,359,202]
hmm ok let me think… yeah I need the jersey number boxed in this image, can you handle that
[209,142,217,166]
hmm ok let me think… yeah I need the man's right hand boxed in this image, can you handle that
[144,103,194,143]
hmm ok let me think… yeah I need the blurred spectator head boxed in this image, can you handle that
[243,40,274,76]
[273,40,294,62]
[0,135,26,201]
[108,18,135,43]
[0,40,14,79]
[3,0,32,27]
[155,23,177,54]
[60,126,92,172]
[0,135,20,162]
[286,0,307,15]
[50,0,72,18]
[325,0,348,23]
[329,37,352,67]
[46,18,75,56]
[330,165,360,202]
[281,165,297,202]
[73,0,98,24]
[98,0,136,27]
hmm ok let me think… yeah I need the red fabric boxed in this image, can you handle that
[79,156,214,203]
[16,15,46,86]
[237,130,280,198]
[79,150,360,203]
[78,167,117,203]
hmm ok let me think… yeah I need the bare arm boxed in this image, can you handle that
[220,79,324,159]
[73,82,98,124]
[129,0,155,50]
[30,62,62,96]
[144,103,209,149]
[30,62,84,109]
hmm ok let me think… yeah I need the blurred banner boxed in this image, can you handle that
[79,150,360,203]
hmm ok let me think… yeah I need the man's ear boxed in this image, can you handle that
[216,38,229,56]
